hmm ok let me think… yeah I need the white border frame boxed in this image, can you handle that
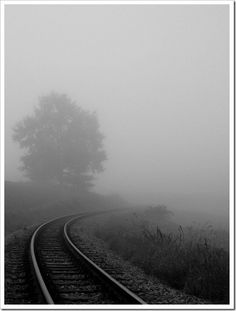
[1,1,234,310]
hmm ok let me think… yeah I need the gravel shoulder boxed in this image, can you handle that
[5,225,43,304]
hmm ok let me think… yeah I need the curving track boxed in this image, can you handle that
[30,213,146,304]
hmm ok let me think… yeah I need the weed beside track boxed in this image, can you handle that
[94,212,229,304]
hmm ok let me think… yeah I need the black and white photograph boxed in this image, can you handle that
[1,1,234,309]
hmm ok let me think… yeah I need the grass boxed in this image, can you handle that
[5,181,128,235]
[94,212,229,304]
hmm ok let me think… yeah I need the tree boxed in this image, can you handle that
[13,93,106,190]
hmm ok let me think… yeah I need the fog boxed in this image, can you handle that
[5,4,229,220]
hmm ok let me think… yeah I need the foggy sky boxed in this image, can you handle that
[5,4,229,214]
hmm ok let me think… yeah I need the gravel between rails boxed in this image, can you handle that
[69,214,207,305]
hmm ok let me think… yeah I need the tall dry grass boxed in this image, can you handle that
[95,214,229,303]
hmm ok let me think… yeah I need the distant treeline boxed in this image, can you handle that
[5,181,128,235]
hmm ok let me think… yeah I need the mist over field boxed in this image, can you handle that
[5,4,229,229]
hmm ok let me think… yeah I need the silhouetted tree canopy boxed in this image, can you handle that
[13,93,106,189]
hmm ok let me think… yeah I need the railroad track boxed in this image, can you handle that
[30,212,146,305]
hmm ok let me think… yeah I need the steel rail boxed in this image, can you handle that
[30,220,55,304]
[30,211,146,304]
[64,216,147,305]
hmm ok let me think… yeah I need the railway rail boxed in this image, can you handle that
[30,212,146,304]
